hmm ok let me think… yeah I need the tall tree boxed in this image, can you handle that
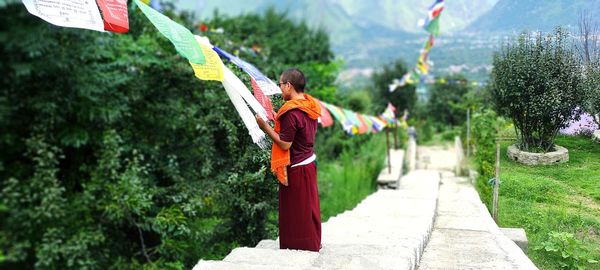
[371,60,417,114]
[576,11,600,126]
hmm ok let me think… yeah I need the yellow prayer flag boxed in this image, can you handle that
[189,42,224,82]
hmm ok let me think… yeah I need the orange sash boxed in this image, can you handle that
[272,94,321,185]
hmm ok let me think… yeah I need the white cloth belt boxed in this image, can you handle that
[291,154,316,168]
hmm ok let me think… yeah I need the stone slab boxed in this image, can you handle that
[193,260,319,270]
[224,247,319,267]
[255,239,278,250]
[418,229,536,270]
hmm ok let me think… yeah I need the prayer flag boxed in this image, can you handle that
[423,34,435,52]
[250,77,275,121]
[189,36,224,81]
[222,65,269,148]
[382,102,396,124]
[361,115,374,133]
[96,0,129,33]
[419,0,444,27]
[134,0,205,64]
[323,102,352,133]
[343,109,361,135]
[150,0,162,11]
[389,78,406,92]
[322,102,345,123]
[425,16,441,37]
[213,47,281,96]
[420,0,444,36]
[316,100,334,127]
[22,0,105,32]
[369,116,386,132]
[356,114,369,134]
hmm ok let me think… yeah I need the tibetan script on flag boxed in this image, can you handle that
[22,0,105,32]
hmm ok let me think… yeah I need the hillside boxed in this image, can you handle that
[468,0,600,32]
[178,0,498,43]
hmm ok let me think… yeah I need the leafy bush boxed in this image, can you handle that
[371,59,417,113]
[0,4,335,269]
[536,232,598,269]
[471,110,497,209]
[427,75,470,127]
[583,62,600,127]
[416,120,434,144]
[491,28,585,152]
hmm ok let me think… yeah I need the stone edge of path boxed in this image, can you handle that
[417,172,538,270]
[377,149,405,189]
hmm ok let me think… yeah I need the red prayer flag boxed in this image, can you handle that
[199,23,208,33]
[316,99,334,127]
[96,0,129,33]
[356,114,369,134]
[250,77,275,121]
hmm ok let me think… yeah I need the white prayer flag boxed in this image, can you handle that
[22,0,105,32]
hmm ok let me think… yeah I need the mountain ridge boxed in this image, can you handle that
[467,0,600,32]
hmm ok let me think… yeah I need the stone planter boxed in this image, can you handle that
[594,130,600,143]
[507,144,569,165]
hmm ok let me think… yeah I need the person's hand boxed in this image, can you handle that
[255,114,268,130]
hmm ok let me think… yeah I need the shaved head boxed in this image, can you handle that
[280,68,306,92]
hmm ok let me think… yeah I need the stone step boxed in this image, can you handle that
[255,241,418,270]
[313,243,415,270]
[255,239,278,250]
[224,247,319,268]
[193,260,318,270]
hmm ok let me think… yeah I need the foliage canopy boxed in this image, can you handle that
[0,3,336,269]
[490,29,585,152]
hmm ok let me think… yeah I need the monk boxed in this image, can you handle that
[255,68,321,252]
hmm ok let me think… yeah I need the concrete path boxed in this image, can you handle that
[193,145,538,270]
[416,146,538,270]
[194,153,442,270]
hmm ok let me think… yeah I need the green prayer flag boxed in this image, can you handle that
[134,0,205,64]
[425,15,441,37]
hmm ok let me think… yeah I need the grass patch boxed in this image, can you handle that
[317,133,387,221]
[492,136,600,269]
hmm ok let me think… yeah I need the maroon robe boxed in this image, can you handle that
[278,109,321,252]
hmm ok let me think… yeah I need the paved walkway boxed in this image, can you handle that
[416,145,537,270]
[193,145,538,269]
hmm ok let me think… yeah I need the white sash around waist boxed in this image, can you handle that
[291,153,316,168]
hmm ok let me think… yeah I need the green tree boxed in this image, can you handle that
[471,110,498,210]
[0,3,336,269]
[490,29,585,152]
[575,12,600,127]
[371,59,417,113]
[427,75,470,127]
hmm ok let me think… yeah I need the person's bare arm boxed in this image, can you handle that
[256,115,292,150]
